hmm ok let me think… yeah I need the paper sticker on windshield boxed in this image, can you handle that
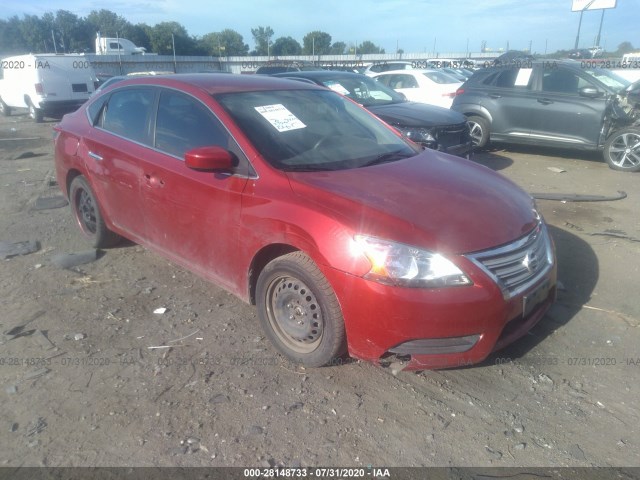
[514,68,533,87]
[255,104,306,132]
[325,81,350,95]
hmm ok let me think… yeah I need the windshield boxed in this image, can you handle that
[583,69,630,91]
[319,76,405,107]
[216,89,418,171]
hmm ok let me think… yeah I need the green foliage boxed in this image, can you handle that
[358,40,385,54]
[302,31,332,55]
[199,29,249,56]
[271,36,302,56]
[616,41,634,55]
[329,41,347,55]
[251,26,274,55]
[0,10,383,58]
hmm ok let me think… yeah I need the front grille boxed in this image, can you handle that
[72,83,88,93]
[467,222,553,298]
[435,123,470,148]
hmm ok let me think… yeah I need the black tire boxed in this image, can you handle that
[256,252,347,367]
[467,115,490,149]
[28,101,43,123]
[0,98,11,117]
[69,176,122,248]
[603,128,640,172]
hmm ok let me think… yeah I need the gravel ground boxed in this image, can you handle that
[0,112,638,469]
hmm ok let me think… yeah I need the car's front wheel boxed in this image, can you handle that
[603,128,640,172]
[256,252,347,367]
[69,176,122,248]
[467,115,490,148]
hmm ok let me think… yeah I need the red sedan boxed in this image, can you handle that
[54,74,556,370]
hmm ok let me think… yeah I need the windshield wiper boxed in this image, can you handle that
[360,150,413,168]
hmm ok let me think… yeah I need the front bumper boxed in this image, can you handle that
[321,236,557,370]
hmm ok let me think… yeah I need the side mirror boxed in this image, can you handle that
[579,86,602,98]
[185,146,235,172]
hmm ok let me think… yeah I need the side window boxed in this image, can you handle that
[542,69,590,94]
[101,88,155,144]
[494,69,519,88]
[87,96,108,126]
[375,74,391,86]
[390,74,418,89]
[155,90,230,159]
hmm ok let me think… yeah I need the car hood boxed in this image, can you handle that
[286,151,538,255]
[368,102,466,128]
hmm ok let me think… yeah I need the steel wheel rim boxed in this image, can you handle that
[609,132,640,168]
[468,121,483,146]
[265,275,323,354]
[76,188,97,234]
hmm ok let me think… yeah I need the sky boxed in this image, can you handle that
[2,0,638,54]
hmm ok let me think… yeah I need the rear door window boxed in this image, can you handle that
[100,88,155,144]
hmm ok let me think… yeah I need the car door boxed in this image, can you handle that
[139,88,251,288]
[527,66,607,147]
[476,67,538,140]
[81,87,156,240]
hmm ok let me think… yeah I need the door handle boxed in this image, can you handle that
[537,98,553,105]
[88,151,103,161]
[488,94,502,99]
[144,174,165,187]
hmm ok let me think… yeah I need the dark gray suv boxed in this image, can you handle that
[452,60,640,171]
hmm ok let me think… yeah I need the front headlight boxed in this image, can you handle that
[398,126,436,145]
[353,235,472,288]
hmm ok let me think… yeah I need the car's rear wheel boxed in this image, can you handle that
[0,98,11,117]
[28,100,43,123]
[467,115,490,148]
[69,176,122,248]
[256,252,347,367]
[603,128,640,172]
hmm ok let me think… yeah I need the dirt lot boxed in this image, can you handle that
[0,111,639,469]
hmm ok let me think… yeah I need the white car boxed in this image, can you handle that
[372,69,462,108]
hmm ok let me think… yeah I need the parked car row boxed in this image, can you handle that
[53,73,557,370]
[273,70,472,158]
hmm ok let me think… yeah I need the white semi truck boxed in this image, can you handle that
[95,33,148,55]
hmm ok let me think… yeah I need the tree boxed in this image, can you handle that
[147,21,198,55]
[86,9,130,37]
[52,10,91,53]
[200,29,249,56]
[302,31,331,55]
[616,41,634,55]
[271,36,302,56]
[0,16,26,55]
[18,15,48,53]
[251,26,274,55]
[329,41,347,55]
[358,40,385,54]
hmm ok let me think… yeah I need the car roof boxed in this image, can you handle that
[484,59,582,71]
[373,69,437,75]
[273,70,368,81]
[103,73,322,95]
